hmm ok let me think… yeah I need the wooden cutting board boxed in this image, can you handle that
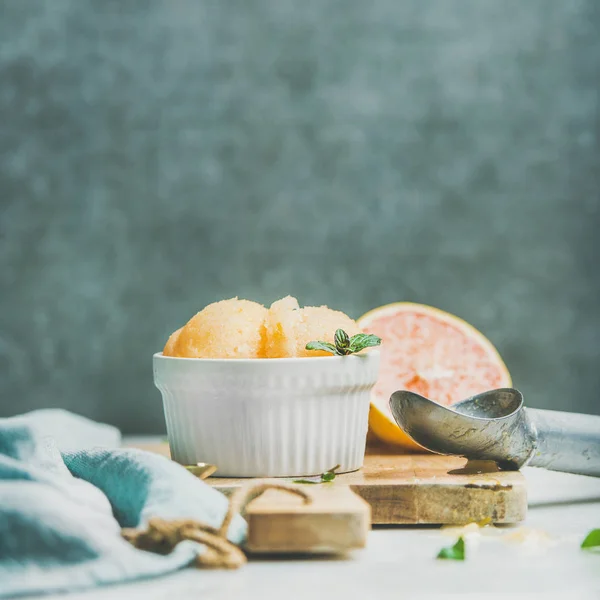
[131,442,527,526]
[211,453,526,526]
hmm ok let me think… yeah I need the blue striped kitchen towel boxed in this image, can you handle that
[0,410,245,598]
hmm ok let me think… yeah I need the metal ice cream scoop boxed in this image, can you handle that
[389,388,600,477]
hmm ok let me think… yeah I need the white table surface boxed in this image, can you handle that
[48,438,600,600]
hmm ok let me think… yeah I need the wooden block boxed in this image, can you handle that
[243,486,371,554]
[129,442,527,525]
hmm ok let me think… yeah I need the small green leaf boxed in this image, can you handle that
[334,329,351,353]
[321,464,341,482]
[307,330,381,356]
[305,341,340,355]
[348,333,382,354]
[292,478,321,484]
[293,465,341,485]
[581,529,600,550]
[437,536,465,560]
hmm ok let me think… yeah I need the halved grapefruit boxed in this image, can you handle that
[358,303,512,451]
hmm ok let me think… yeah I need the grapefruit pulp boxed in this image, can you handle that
[357,303,512,451]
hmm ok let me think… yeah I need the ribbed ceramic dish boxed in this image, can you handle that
[153,351,380,477]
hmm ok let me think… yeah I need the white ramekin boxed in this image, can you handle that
[153,351,380,477]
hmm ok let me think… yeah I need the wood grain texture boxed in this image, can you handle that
[244,486,370,553]
[129,442,527,525]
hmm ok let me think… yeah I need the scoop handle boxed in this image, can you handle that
[526,408,600,477]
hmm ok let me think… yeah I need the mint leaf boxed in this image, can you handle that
[305,341,340,355]
[348,333,382,354]
[334,329,350,354]
[293,465,341,485]
[292,478,321,484]
[306,330,381,356]
[437,537,465,560]
[581,529,600,550]
[321,464,341,482]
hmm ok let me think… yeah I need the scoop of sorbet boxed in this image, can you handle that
[165,298,267,358]
[265,298,361,358]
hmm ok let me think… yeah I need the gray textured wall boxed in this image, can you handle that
[1,0,598,433]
